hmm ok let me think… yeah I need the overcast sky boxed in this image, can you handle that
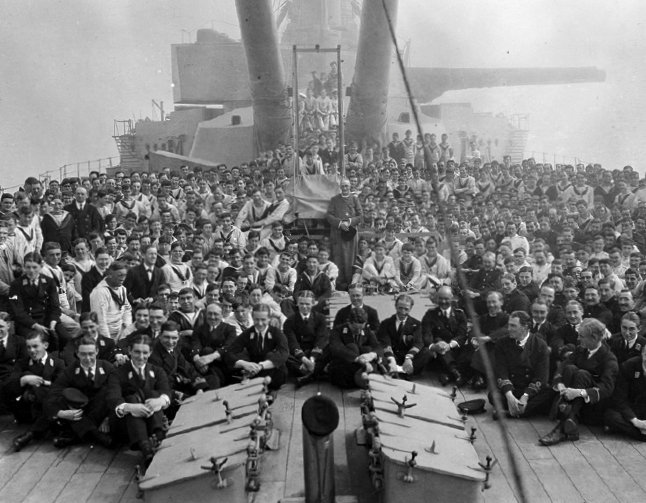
[1,0,645,188]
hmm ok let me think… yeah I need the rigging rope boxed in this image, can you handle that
[378,1,529,501]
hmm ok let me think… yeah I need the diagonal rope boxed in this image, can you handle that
[378,1,529,501]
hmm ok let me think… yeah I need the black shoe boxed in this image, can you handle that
[149,434,161,450]
[439,373,451,386]
[296,373,314,388]
[53,432,77,449]
[563,418,579,438]
[472,376,486,390]
[13,431,35,452]
[450,368,463,386]
[539,425,567,446]
[91,431,114,449]
[455,374,471,388]
[140,441,155,468]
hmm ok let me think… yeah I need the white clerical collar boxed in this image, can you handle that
[588,345,602,358]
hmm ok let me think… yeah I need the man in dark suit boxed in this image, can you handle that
[539,318,618,446]
[529,300,557,343]
[225,304,289,390]
[124,245,163,304]
[8,331,65,451]
[283,290,329,385]
[328,307,383,389]
[64,187,103,239]
[80,248,110,313]
[106,334,172,466]
[378,294,430,376]
[604,346,646,440]
[608,312,646,365]
[44,335,114,448]
[188,303,237,388]
[492,311,550,419]
[148,321,211,410]
[421,286,468,385]
[333,283,380,332]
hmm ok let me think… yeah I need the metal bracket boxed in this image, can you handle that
[475,456,498,491]
[201,456,232,489]
[391,395,417,418]
[223,400,232,424]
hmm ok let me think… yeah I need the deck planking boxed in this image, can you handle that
[0,292,644,502]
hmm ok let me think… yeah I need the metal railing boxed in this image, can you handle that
[526,151,586,167]
[0,156,120,194]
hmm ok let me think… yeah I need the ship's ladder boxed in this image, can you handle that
[507,129,529,164]
[113,120,143,171]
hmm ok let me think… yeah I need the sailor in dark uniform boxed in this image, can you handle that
[328,307,383,389]
[8,331,65,451]
[45,335,114,449]
[0,314,28,409]
[9,252,68,351]
[529,300,558,343]
[582,285,613,328]
[225,304,289,390]
[608,312,646,365]
[421,286,468,385]
[467,252,502,315]
[501,273,531,315]
[604,345,646,440]
[548,300,584,377]
[148,321,212,415]
[293,255,332,313]
[106,334,171,466]
[492,311,549,418]
[58,311,124,366]
[378,294,430,376]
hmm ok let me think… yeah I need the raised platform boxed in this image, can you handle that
[0,294,645,502]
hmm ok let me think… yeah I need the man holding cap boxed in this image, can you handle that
[9,331,65,451]
[45,336,114,449]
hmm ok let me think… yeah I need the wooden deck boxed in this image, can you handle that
[1,293,645,503]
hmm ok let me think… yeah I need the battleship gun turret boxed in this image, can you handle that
[345,0,399,144]
[405,66,607,104]
[235,0,291,153]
